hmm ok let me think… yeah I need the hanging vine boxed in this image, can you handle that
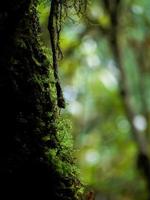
[48,0,87,109]
[48,0,65,109]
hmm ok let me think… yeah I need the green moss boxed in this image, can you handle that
[3,1,84,198]
[45,115,84,199]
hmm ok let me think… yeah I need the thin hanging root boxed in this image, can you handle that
[47,0,88,109]
[48,0,65,109]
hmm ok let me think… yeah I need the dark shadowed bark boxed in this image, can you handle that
[0,1,83,199]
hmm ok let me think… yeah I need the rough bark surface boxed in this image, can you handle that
[0,1,82,199]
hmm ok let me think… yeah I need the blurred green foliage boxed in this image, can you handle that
[39,0,150,199]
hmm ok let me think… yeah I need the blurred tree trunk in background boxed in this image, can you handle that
[0,1,82,199]
[101,0,150,198]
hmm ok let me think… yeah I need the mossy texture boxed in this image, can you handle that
[0,1,83,199]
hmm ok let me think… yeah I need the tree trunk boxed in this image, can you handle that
[0,1,82,199]
[103,0,150,198]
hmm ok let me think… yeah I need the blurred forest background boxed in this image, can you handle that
[39,0,150,199]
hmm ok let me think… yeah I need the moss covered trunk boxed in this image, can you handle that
[0,1,82,199]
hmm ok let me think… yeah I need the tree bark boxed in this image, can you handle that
[0,1,82,199]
